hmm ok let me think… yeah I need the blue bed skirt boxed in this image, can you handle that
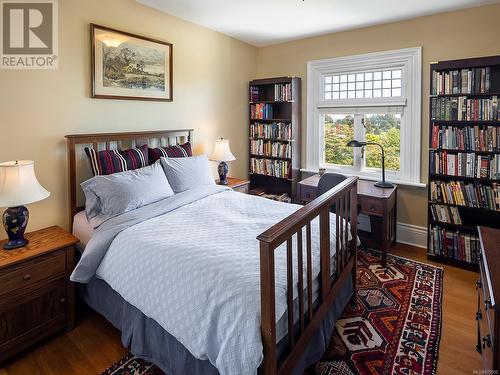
[79,275,353,375]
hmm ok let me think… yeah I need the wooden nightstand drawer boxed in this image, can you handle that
[0,279,67,361]
[358,195,384,216]
[218,177,250,194]
[233,184,249,194]
[0,226,78,362]
[0,250,67,297]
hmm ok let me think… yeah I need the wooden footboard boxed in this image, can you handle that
[257,176,358,375]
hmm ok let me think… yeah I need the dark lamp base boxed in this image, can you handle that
[374,181,394,188]
[3,238,29,250]
[2,205,29,251]
[217,161,229,186]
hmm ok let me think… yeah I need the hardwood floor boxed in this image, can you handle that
[0,243,482,374]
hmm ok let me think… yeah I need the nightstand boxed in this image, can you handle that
[0,226,78,362]
[218,177,250,194]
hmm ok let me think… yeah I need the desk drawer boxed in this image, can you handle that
[358,195,384,216]
[0,250,67,296]
[299,184,316,203]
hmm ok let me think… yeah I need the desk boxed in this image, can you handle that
[298,175,397,267]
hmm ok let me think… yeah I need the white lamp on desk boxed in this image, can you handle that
[0,161,50,250]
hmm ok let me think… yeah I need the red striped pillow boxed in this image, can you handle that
[148,142,192,163]
[84,145,149,176]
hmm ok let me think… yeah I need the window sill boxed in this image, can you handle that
[300,168,427,188]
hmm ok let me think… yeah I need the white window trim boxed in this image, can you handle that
[306,47,424,187]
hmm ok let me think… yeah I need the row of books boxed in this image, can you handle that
[428,226,479,264]
[250,122,292,140]
[251,103,274,120]
[430,151,500,179]
[430,204,462,224]
[254,191,292,203]
[431,67,491,95]
[430,96,499,121]
[250,157,291,179]
[430,180,500,211]
[274,83,292,101]
[250,86,259,102]
[431,124,499,151]
[250,140,291,158]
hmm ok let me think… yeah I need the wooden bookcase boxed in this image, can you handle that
[248,77,301,201]
[427,55,500,271]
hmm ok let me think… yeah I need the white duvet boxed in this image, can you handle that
[77,187,349,375]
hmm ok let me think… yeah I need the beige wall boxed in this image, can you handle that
[0,0,257,238]
[2,2,499,239]
[256,3,500,228]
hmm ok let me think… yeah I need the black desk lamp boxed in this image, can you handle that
[346,140,394,188]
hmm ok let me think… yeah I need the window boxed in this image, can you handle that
[323,114,355,167]
[324,69,402,100]
[307,48,422,186]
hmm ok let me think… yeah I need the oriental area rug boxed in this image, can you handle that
[100,249,443,375]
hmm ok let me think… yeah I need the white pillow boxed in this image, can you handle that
[82,161,174,228]
[160,155,215,193]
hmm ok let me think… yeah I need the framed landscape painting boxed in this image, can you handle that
[91,24,173,101]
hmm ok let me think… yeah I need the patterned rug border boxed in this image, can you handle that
[337,247,444,375]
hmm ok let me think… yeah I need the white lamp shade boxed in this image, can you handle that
[0,161,50,207]
[210,139,236,162]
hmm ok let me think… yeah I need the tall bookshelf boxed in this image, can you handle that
[427,55,500,271]
[248,77,301,201]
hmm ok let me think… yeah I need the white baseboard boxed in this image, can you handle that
[396,222,427,249]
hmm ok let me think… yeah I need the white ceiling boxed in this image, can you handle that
[137,0,499,47]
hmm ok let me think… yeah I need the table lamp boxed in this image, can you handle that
[0,161,50,250]
[346,140,394,188]
[210,138,235,185]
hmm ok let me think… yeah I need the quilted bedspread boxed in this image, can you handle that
[71,185,350,375]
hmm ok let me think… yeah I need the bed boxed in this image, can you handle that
[66,129,358,375]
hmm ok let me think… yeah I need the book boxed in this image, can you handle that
[274,83,292,101]
[430,151,500,179]
[250,122,292,140]
[250,86,259,102]
[431,96,499,121]
[250,140,291,158]
[432,67,491,95]
[428,225,479,264]
[430,204,462,224]
[250,157,291,179]
[250,103,274,119]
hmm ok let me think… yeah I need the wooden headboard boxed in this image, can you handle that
[65,129,193,227]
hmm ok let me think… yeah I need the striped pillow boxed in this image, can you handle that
[84,145,149,176]
[148,142,192,163]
